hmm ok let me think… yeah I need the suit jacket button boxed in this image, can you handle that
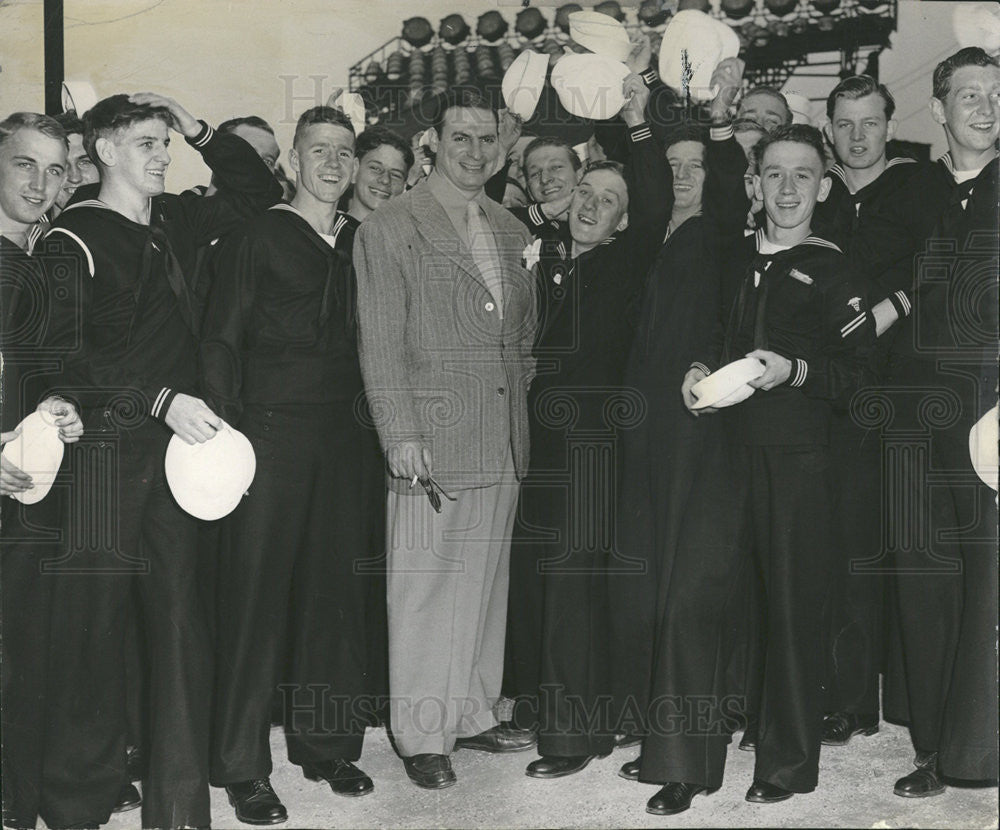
[485,301,495,312]
[497,387,505,397]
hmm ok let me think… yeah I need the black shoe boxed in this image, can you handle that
[739,720,758,752]
[745,780,794,803]
[112,782,141,813]
[618,755,641,781]
[822,711,879,746]
[454,724,536,753]
[126,745,143,782]
[614,732,642,749]
[525,753,608,779]
[894,755,945,798]
[646,782,714,815]
[225,779,288,825]
[303,759,374,797]
[402,754,457,790]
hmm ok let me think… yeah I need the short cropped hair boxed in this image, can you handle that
[742,86,792,125]
[292,106,355,149]
[933,46,1000,101]
[355,126,414,171]
[218,115,275,136]
[521,136,582,173]
[430,89,497,138]
[826,75,896,120]
[753,123,827,169]
[83,94,172,165]
[0,112,68,150]
[53,110,85,137]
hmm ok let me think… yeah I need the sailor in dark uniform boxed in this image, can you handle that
[611,59,759,780]
[811,75,921,748]
[202,105,386,825]
[43,92,281,830]
[0,112,104,830]
[867,47,999,799]
[509,75,672,779]
[641,125,874,815]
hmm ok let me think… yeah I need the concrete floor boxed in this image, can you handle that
[98,720,997,830]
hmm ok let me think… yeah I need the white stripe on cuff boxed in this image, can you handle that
[895,290,911,316]
[151,387,171,418]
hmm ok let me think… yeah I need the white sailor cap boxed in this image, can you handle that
[568,10,633,63]
[1,410,65,505]
[503,50,549,121]
[165,422,257,521]
[550,53,630,121]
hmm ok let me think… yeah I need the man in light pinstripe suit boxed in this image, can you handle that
[354,90,539,790]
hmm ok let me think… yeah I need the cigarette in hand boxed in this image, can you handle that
[410,474,418,488]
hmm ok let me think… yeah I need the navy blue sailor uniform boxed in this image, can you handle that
[610,120,759,743]
[808,155,921,726]
[640,231,875,794]
[0,236,108,830]
[877,154,999,783]
[504,120,671,754]
[41,120,281,830]
[200,202,386,783]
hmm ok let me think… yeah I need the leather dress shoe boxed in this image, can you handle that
[618,755,641,781]
[455,724,536,753]
[112,782,141,813]
[894,753,945,798]
[525,753,608,779]
[303,759,374,797]
[745,780,794,803]
[614,732,642,749]
[821,711,879,746]
[646,782,714,815]
[738,720,758,752]
[225,779,288,825]
[403,754,457,790]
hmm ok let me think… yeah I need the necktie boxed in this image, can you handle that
[466,200,504,319]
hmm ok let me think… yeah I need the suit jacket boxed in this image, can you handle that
[354,180,537,493]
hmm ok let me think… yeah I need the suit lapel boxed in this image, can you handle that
[409,185,488,291]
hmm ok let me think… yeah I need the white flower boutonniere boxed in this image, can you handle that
[522,237,542,270]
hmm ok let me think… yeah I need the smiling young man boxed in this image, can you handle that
[203,105,388,825]
[809,75,922,753]
[43,92,281,830]
[0,112,102,830]
[346,126,412,224]
[872,46,999,798]
[355,89,539,790]
[502,74,675,781]
[737,86,793,134]
[49,110,101,219]
[637,124,873,816]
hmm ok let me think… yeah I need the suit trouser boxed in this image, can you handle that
[892,411,998,779]
[825,415,883,716]
[0,486,124,830]
[641,440,837,792]
[10,423,214,829]
[386,449,519,757]
[211,404,386,783]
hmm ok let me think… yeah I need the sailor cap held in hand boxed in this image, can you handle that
[659,9,740,102]
[691,357,766,410]
[1,411,65,505]
[568,10,632,63]
[503,50,549,121]
[551,53,630,120]
[165,423,257,521]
